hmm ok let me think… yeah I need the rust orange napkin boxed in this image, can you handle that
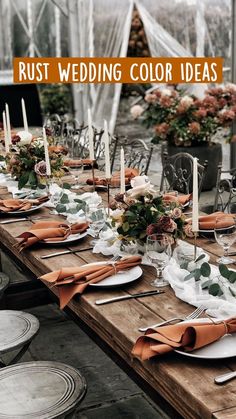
[163,193,192,206]
[86,168,139,187]
[187,212,235,230]
[0,196,48,213]
[40,255,142,309]
[15,220,89,250]
[132,318,236,360]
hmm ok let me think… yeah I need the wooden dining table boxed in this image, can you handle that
[0,180,236,419]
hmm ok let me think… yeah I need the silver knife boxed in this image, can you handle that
[215,371,236,385]
[0,218,28,224]
[40,247,93,259]
[95,290,165,305]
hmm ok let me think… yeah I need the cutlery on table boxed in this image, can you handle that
[215,371,236,385]
[0,216,49,225]
[95,290,165,305]
[40,247,94,259]
[138,305,205,332]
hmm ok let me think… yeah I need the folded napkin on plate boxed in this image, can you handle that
[132,318,236,360]
[15,220,89,251]
[163,193,192,206]
[0,196,48,213]
[187,212,235,230]
[40,255,142,309]
[86,168,139,187]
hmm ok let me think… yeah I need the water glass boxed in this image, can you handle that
[69,161,84,189]
[146,234,172,287]
[214,215,236,264]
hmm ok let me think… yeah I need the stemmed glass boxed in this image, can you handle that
[146,234,172,287]
[214,215,236,264]
[69,161,84,190]
[89,207,107,243]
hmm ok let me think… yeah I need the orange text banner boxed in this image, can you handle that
[13,57,223,84]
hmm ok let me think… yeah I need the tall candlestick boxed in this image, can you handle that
[5,103,11,151]
[43,127,51,177]
[88,108,94,161]
[120,147,125,193]
[192,157,199,232]
[2,111,9,153]
[21,98,29,132]
[103,120,111,179]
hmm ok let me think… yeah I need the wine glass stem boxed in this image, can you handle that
[156,267,163,279]
[223,246,229,257]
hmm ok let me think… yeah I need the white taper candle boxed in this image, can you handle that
[5,103,11,151]
[120,147,125,193]
[2,111,9,153]
[88,109,94,160]
[192,157,199,232]
[103,120,111,179]
[43,127,51,177]
[21,98,29,132]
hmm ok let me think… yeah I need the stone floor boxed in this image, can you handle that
[18,303,170,419]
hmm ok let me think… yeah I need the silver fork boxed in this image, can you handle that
[139,305,205,332]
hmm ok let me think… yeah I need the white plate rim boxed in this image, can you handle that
[42,231,88,245]
[0,201,45,216]
[81,261,142,288]
[174,317,236,359]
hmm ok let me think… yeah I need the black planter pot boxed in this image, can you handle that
[163,143,222,191]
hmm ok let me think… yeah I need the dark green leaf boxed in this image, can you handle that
[62,183,71,190]
[184,269,201,281]
[18,171,30,189]
[209,283,223,297]
[28,171,37,186]
[219,264,230,279]
[195,254,205,263]
[56,203,66,213]
[228,272,236,283]
[200,262,211,277]
[60,193,69,204]
[229,286,236,297]
[0,155,5,161]
[201,279,212,289]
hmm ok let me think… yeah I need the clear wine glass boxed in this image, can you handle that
[146,234,172,287]
[49,189,63,215]
[69,161,84,190]
[89,207,107,243]
[214,215,236,264]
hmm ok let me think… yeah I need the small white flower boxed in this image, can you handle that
[127,175,157,198]
[161,88,172,96]
[180,95,194,108]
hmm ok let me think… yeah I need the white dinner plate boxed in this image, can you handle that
[84,262,143,288]
[0,202,46,216]
[175,318,236,359]
[42,231,88,245]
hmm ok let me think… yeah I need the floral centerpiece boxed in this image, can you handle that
[132,84,236,147]
[4,131,67,189]
[110,176,186,248]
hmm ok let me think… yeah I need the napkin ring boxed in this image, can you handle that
[107,261,117,274]
[207,316,229,335]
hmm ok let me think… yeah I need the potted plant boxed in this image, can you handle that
[132,85,236,190]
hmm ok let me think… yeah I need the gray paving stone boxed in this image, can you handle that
[76,395,169,419]
[20,304,170,418]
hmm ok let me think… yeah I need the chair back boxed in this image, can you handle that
[214,165,236,212]
[160,152,207,195]
[111,137,153,175]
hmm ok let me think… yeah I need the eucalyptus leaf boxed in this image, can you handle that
[195,254,205,263]
[62,183,71,190]
[209,283,223,297]
[60,193,69,204]
[56,203,66,213]
[228,272,236,283]
[18,171,30,189]
[229,286,236,297]
[219,264,230,279]
[200,262,211,277]
[201,279,212,290]
[184,269,201,281]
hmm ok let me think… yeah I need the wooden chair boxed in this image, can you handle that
[111,136,153,175]
[0,361,86,418]
[0,310,39,367]
[160,152,207,195]
[213,165,236,212]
